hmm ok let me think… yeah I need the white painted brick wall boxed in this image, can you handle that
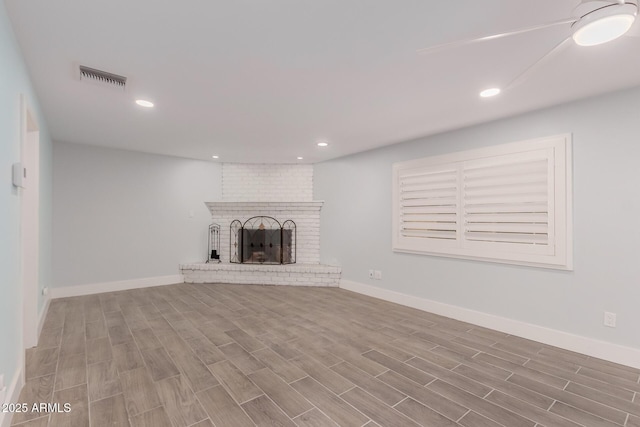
[207,164,323,271]
[222,163,313,202]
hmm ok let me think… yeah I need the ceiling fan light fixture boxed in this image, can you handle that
[572,4,637,47]
[480,88,501,98]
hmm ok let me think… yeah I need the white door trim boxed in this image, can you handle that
[20,94,40,351]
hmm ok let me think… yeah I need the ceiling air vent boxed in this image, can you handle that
[79,65,127,90]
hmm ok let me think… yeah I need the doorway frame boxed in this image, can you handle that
[20,94,40,351]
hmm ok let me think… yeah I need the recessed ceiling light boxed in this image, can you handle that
[317,141,329,147]
[480,88,501,98]
[572,4,636,47]
[211,155,219,159]
[135,99,154,108]
[297,156,304,160]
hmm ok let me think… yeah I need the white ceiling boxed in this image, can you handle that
[6,0,640,163]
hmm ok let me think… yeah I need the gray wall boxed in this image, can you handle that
[1,2,53,394]
[315,86,640,349]
[53,142,222,287]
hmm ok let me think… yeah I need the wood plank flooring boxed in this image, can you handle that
[11,283,640,427]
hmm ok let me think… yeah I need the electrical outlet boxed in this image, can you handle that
[374,270,382,280]
[604,311,617,328]
[368,270,374,279]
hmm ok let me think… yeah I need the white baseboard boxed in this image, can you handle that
[50,275,184,299]
[0,360,25,427]
[340,279,640,370]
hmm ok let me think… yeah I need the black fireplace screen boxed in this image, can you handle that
[230,216,296,264]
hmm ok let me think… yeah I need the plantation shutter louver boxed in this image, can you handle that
[392,135,572,269]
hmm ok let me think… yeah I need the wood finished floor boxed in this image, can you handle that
[11,283,640,427]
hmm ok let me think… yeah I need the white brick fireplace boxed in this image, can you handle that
[180,163,341,286]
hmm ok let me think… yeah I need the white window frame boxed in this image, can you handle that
[392,134,573,270]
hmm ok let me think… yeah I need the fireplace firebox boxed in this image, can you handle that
[230,216,296,264]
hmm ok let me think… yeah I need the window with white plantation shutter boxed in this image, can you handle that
[398,165,459,244]
[462,150,553,255]
[392,134,572,269]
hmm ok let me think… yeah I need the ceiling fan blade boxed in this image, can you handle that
[416,17,576,55]
[504,36,573,90]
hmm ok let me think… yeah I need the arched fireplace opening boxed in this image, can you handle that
[230,216,296,264]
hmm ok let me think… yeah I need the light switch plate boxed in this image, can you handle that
[12,163,26,188]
